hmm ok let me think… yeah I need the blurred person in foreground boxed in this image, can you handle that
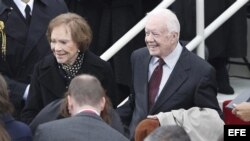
[135,107,224,141]
[144,125,190,141]
[29,94,125,135]
[33,74,128,141]
[0,74,32,141]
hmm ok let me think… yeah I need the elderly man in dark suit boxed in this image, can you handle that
[0,0,68,118]
[33,74,128,141]
[117,8,222,140]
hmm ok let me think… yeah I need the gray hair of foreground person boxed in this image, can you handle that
[144,125,191,141]
[67,74,106,116]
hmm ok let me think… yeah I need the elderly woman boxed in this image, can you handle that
[0,74,32,141]
[21,13,118,124]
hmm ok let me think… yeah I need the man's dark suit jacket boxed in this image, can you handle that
[29,99,125,135]
[1,114,32,141]
[117,46,223,139]
[34,112,129,141]
[21,50,118,124]
[0,0,68,117]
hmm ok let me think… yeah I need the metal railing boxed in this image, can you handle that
[187,0,249,57]
[100,0,175,61]
[100,0,249,61]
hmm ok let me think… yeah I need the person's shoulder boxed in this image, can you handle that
[7,120,32,138]
[34,54,55,68]
[38,0,68,14]
[37,117,68,131]
[183,47,213,68]
[0,0,12,21]
[131,47,149,60]
[37,114,98,131]
[90,117,129,141]
[39,0,66,5]
[85,50,110,66]
[133,47,148,55]
[104,126,129,141]
[0,0,9,15]
[12,120,32,131]
[181,47,215,76]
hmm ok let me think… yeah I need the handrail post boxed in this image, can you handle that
[187,0,249,52]
[196,0,205,59]
[204,0,248,39]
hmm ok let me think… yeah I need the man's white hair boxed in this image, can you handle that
[147,8,180,34]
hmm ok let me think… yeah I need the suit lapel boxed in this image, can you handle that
[133,48,152,113]
[5,2,27,44]
[22,0,49,61]
[0,0,10,15]
[150,48,190,113]
[39,51,103,98]
[141,54,151,112]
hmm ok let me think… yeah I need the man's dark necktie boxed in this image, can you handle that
[25,5,31,24]
[148,58,165,110]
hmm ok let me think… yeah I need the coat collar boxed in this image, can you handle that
[141,52,152,112]
[75,111,102,121]
[39,0,49,6]
[38,50,104,98]
[40,50,103,69]
[21,0,51,61]
[0,0,10,15]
